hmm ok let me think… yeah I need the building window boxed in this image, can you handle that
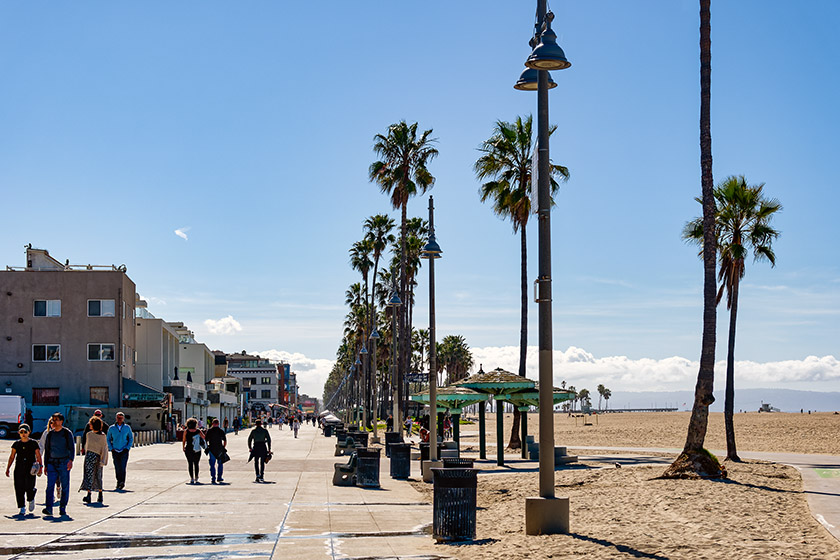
[33,300,61,317]
[246,377,257,385]
[33,388,59,405]
[88,299,115,317]
[261,377,271,385]
[261,390,272,399]
[90,387,109,405]
[32,344,61,362]
[249,390,257,399]
[88,343,116,361]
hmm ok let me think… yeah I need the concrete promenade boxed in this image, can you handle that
[0,425,443,560]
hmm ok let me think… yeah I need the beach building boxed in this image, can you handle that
[225,351,280,414]
[0,246,142,419]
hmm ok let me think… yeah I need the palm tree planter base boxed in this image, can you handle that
[661,449,727,479]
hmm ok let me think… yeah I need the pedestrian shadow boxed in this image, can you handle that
[5,514,40,521]
[569,532,670,559]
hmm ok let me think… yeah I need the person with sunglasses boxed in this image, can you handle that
[5,424,42,517]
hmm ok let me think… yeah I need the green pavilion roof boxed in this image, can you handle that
[453,367,535,395]
[410,386,488,412]
[495,383,576,409]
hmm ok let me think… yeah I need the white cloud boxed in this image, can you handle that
[174,226,190,241]
[470,345,840,392]
[255,349,335,400]
[204,315,243,335]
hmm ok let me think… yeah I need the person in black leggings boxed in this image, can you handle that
[181,418,205,484]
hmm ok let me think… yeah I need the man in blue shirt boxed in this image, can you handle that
[106,412,134,490]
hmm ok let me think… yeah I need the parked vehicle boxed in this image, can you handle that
[0,395,26,438]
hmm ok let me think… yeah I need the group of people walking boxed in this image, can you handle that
[5,410,134,518]
[7,410,312,517]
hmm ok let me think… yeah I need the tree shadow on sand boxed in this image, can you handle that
[569,533,670,559]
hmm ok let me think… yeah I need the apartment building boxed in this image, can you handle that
[225,352,279,412]
[0,246,137,409]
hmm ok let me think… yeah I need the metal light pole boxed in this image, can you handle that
[354,356,362,426]
[370,329,381,442]
[421,196,443,463]
[360,345,368,428]
[518,1,571,535]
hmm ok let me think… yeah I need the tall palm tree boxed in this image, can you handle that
[370,121,438,426]
[474,115,568,449]
[684,176,781,461]
[363,214,395,426]
[666,0,720,478]
[350,239,374,427]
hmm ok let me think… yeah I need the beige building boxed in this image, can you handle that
[0,246,136,409]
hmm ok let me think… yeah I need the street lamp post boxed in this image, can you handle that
[421,196,443,469]
[518,0,571,536]
[386,287,403,436]
[359,345,368,429]
[354,356,362,427]
[369,328,381,442]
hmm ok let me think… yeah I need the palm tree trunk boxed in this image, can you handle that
[725,278,740,461]
[398,201,408,429]
[666,0,720,478]
[508,226,528,449]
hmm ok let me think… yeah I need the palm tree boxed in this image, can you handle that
[666,0,721,478]
[597,384,606,411]
[437,335,474,385]
[684,176,781,461]
[474,115,569,449]
[350,239,374,427]
[603,388,612,410]
[370,121,438,425]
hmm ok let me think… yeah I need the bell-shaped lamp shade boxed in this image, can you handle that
[369,329,381,340]
[525,22,571,71]
[354,357,361,366]
[420,234,443,259]
[514,67,557,91]
[360,344,368,355]
[387,291,402,307]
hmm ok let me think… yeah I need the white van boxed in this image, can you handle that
[0,395,27,438]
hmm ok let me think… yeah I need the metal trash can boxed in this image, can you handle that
[350,431,369,448]
[432,468,477,542]
[334,428,347,441]
[324,425,333,437]
[390,443,412,479]
[348,426,360,432]
[419,442,444,462]
[384,431,403,458]
[443,457,475,469]
[355,448,381,488]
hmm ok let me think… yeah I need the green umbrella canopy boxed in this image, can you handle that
[410,386,488,413]
[495,382,576,410]
[453,367,535,395]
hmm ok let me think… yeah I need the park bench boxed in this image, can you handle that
[335,436,359,457]
[333,452,358,486]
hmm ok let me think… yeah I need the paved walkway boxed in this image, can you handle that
[0,426,443,560]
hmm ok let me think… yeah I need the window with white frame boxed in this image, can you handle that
[32,344,61,362]
[33,300,61,317]
[88,299,115,317]
[88,343,115,361]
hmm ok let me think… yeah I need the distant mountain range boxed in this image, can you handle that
[600,388,840,413]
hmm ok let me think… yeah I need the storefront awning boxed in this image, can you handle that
[122,378,165,403]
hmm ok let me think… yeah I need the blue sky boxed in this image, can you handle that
[1,2,838,397]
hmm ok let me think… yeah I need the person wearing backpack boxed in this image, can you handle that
[42,412,74,517]
[182,418,205,484]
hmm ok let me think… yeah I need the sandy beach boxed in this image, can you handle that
[412,411,840,559]
[465,411,840,456]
